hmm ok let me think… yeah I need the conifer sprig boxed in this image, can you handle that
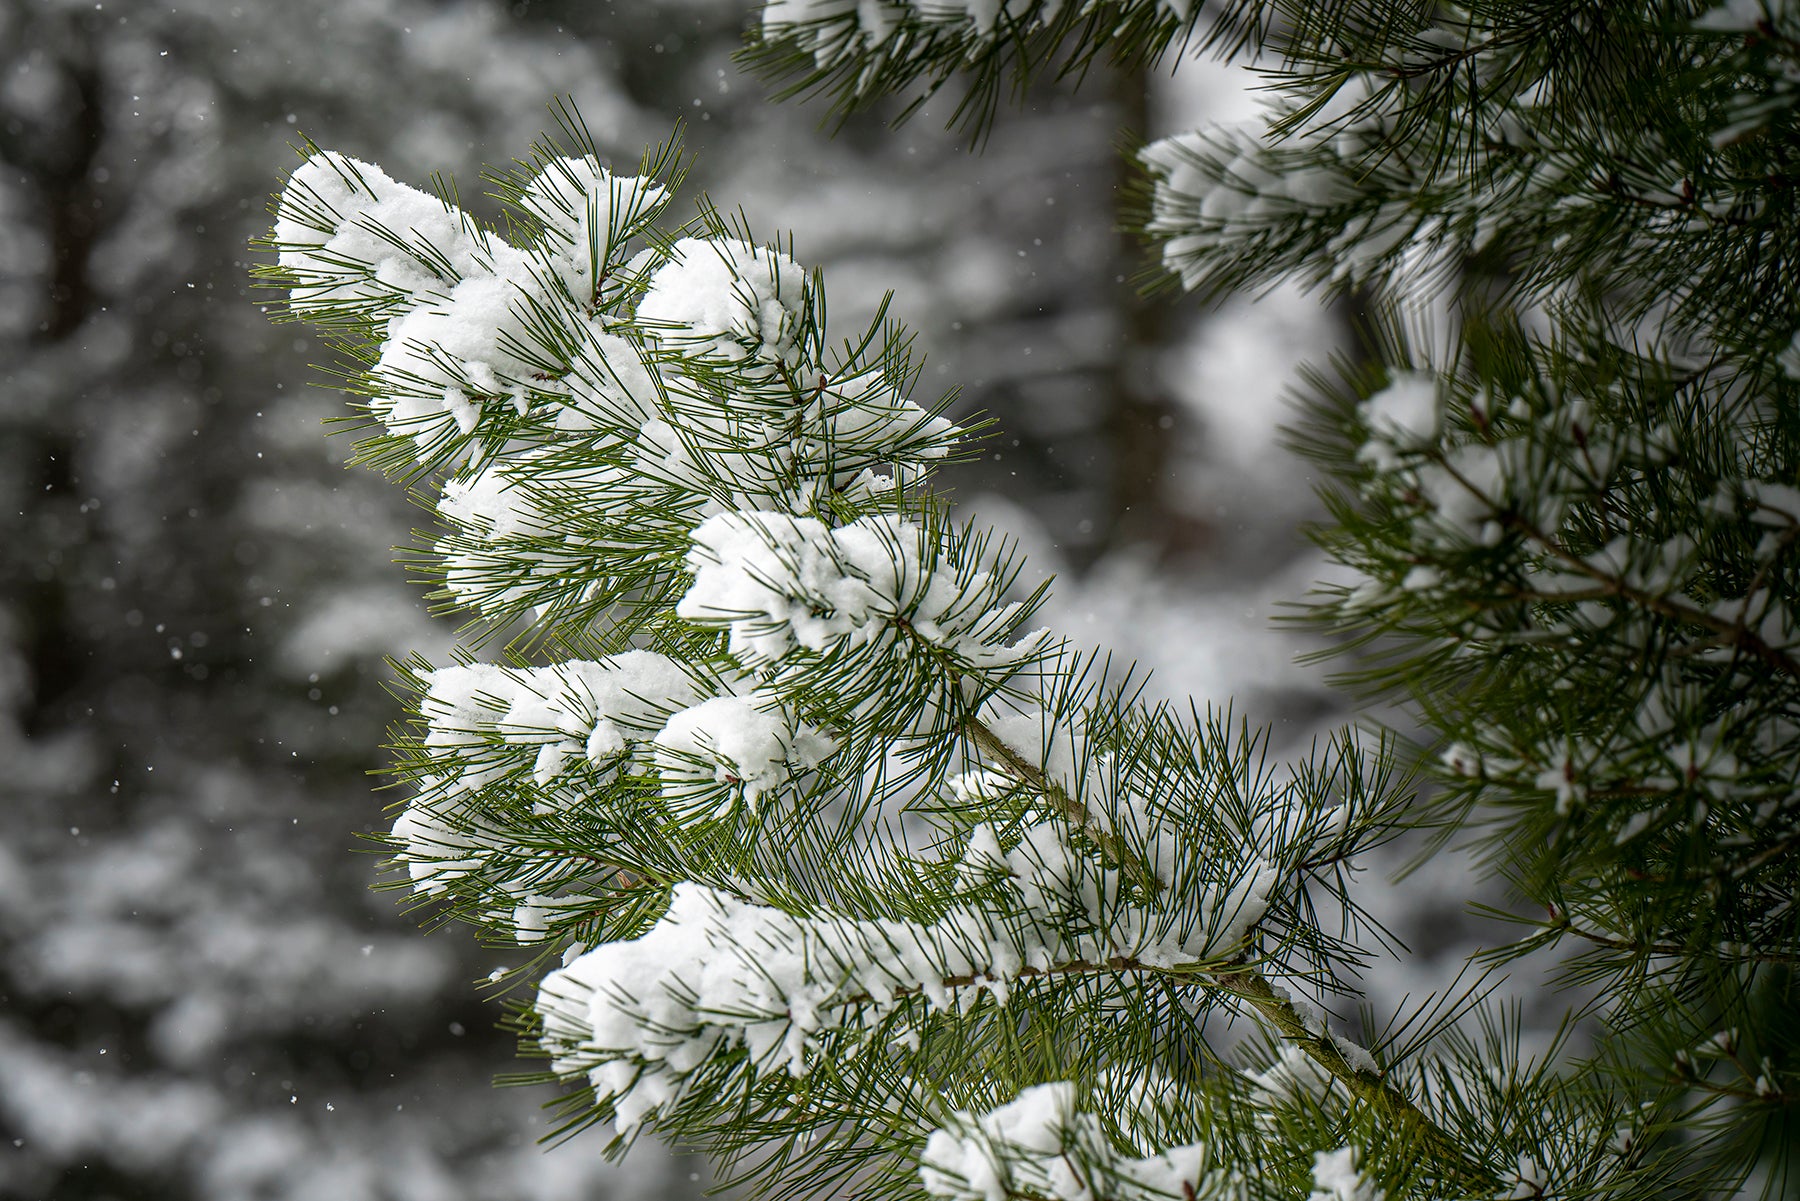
[258,101,1529,1199]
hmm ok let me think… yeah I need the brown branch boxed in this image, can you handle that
[829,950,1499,1190]
[1733,828,1800,879]
[715,580,1496,1185]
[1428,452,1800,682]
[1557,917,1800,967]
[1502,510,1800,681]
[1212,966,1499,1191]
[955,694,1497,1190]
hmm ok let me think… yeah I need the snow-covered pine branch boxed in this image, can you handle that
[257,109,1531,1198]
[1119,4,1800,1196]
[743,0,1224,134]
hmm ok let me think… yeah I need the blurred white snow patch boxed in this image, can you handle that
[1694,0,1797,32]
[279,586,448,678]
[0,1026,223,1172]
[941,236,1023,317]
[200,1118,465,1201]
[1166,283,1334,473]
[1155,46,1269,131]
[1359,370,1440,456]
[149,990,233,1067]
[486,1128,705,1201]
[0,841,26,917]
[968,494,1332,728]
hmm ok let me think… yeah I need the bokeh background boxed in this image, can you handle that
[0,2,1498,1198]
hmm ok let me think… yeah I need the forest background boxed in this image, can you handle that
[0,1,1504,1198]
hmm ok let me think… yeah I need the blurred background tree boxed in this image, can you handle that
[0,2,1354,1198]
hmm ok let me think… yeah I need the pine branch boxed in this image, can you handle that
[1554,915,1800,969]
[1212,966,1501,1192]
[960,670,1497,1191]
[1488,505,1800,684]
[260,0,1800,1183]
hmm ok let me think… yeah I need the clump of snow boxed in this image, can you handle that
[516,155,666,300]
[921,1083,1083,1201]
[375,270,544,435]
[554,330,663,432]
[1141,71,1436,293]
[1308,1146,1384,1201]
[1141,123,1358,290]
[1357,371,1441,466]
[811,364,960,467]
[677,511,1042,679]
[415,652,706,795]
[636,237,809,370]
[275,151,505,308]
[1442,742,1483,777]
[1246,1044,1340,1112]
[537,818,1280,1133]
[1413,441,1511,544]
[275,149,684,455]
[1533,752,1584,817]
[1331,1033,1380,1076]
[1501,1152,1545,1201]
[438,452,554,543]
[651,694,837,812]
[388,652,729,929]
[389,798,502,898]
[1695,0,1796,33]
[918,1081,1224,1201]
[977,701,1099,809]
[538,881,1009,1131]
[273,151,549,447]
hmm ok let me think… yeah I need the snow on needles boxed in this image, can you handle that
[1140,73,1434,292]
[274,151,554,444]
[678,511,1043,680]
[762,0,1196,69]
[918,1081,1225,1201]
[538,835,1277,1135]
[1358,371,1441,456]
[415,652,704,795]
[402,652,848,823]
[637,236,808,370]
[652,694,837,811]
[275,150,679,452]
[1308,1147,1384,1201]
[516,155,666,300]
[392,654,853,932]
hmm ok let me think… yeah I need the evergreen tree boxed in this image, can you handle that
[262,1,1800,1198]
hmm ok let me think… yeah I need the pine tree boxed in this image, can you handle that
[261,2,1800,1199]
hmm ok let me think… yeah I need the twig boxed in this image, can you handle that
[828,950,1500,1190]
[1429,452,1800,682]
[1558,917,1800,967]
[1212,966,1500,1191]
[960,702,1498,1190]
